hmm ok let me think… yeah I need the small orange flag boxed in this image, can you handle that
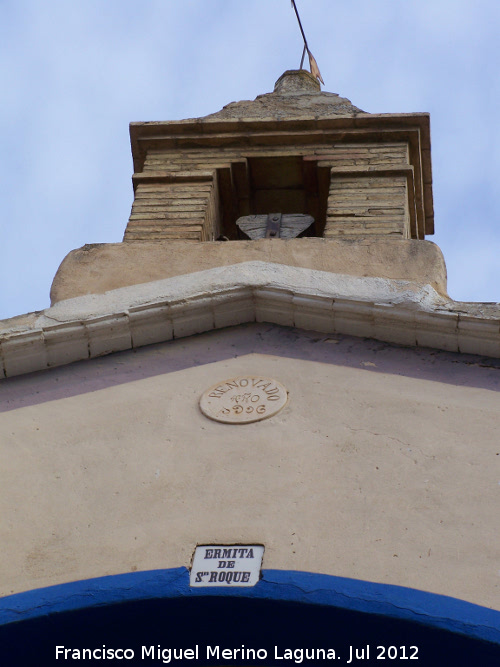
[307,49,324,85]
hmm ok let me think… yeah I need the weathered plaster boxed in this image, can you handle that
[0,345,498,609]
[50,238,447,304]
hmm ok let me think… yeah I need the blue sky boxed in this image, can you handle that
[1,0,499,320]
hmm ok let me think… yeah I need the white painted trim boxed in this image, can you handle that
[1,262,499,378]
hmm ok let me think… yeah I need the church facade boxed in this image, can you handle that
[1,71,499,663]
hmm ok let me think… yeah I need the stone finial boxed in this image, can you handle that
[273,70,321,95]
[202,70,363,120]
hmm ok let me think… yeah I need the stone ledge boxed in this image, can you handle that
[1,262,499,378]
[50,238,448,305]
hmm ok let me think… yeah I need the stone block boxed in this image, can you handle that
[414,311,459,352]
[44,323,89,367]
[85,315,132,357]
[457,316,500,358]
[332,299,375,339]
[1,331,48,377]
[170,296,215,338]
[213,290,254,329]
[373,305,416,347]
[292,294,335,333]
[255,288,294,327]
[128,304,173,347]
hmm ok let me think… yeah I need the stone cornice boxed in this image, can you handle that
[1,263,499,378]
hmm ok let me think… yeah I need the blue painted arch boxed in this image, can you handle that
[1,568,499,665]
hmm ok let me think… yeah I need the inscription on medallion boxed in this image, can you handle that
[200,376,288,424]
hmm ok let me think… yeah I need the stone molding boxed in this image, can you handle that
[1,262,499,378]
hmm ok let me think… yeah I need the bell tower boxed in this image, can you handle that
[50,70,443,306]
[124,69,433,244]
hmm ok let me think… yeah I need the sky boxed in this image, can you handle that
[1,0,499,320]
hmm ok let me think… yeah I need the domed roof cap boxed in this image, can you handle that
[203,70,365,121]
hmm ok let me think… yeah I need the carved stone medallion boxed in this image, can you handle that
[200,376,288,424]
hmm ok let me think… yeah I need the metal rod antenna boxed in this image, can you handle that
[300,44,307,70]
[291,0,309,51]
[290,0,325,85]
